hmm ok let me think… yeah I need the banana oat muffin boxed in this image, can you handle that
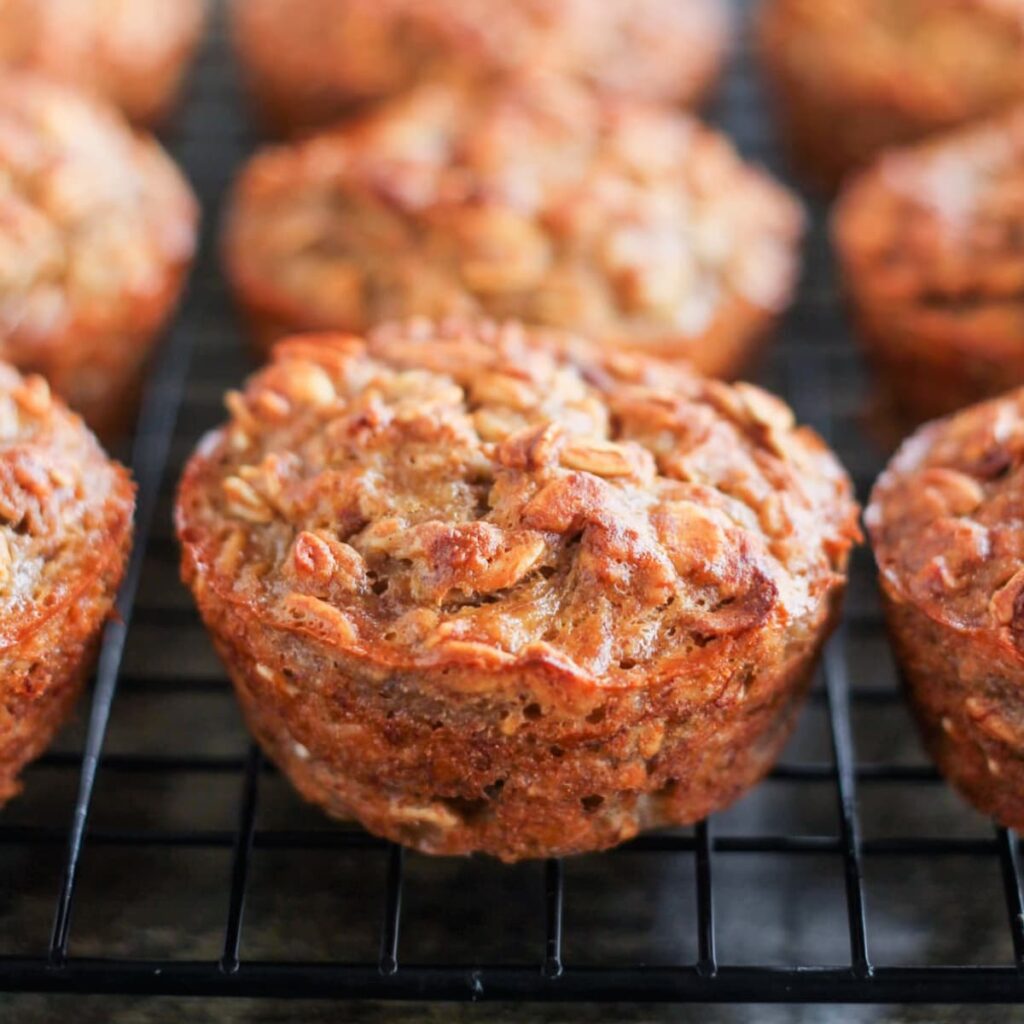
[835,107,1024,430]
[224,76,803,378]
[231,0,730,136]
[0,363,134,804]
[0,74,199,438]
[757,0,1024,189]
[176,319,859,860]
[867,390,1024,829]
[0,0,207,128]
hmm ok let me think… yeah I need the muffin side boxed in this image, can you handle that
[0,364,135,802]
[224,76,803,378]
[757,0,1024,189]
[835,107,1024,431]
[230,0,730,135]
[867,391,1024,827]
[177,320,859,860]
[0,74,199,438]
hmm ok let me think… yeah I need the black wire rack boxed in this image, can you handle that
[2,2,1024,1006]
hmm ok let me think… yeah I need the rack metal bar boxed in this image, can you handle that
[378,846,405,976]
[542,859,564,980]
[220,745,262,974]
[695,819,716,977]
[823,634,872,978]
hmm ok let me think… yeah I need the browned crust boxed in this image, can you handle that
[834,107,1024,428]
[223,76,802,379]
[756,0,1024,190]
[0,366,135,804]
[867,391,1024,827]
[0,75,199,440]
[230,0,730,137]
[0,0,208,128]
[176,322,858,859]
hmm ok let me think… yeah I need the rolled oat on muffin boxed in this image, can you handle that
[231,0,730,136]
[0,73,199,439]
[867,390,1024,829]
[0,0,207,128]
[224,75,803,379]
[834,107,1024,432]
[756,0,1024,190]
[176,319,859,861]
[0,363,134,804]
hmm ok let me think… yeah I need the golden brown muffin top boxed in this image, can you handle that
[835,106,1024,316]
[0,362,134,649]
[227,75,802,354]
[760,0,1024,120]
[232,0,729,115]
[0,73,198,351]
[868,389,1024,638]
[177,320,858,685]
[0,0,207,124]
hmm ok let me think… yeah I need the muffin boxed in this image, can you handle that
[0,363,134,803]
[834,107,1024,431]
[867,390,1024,829]
[231,0,730,136]
[176,319,859,860]
[0,74,199,439]
[0,0,207,128]
[756,0,1024,190]
[224,75,803,379]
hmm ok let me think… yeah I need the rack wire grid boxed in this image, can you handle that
[2,1,1023,1007]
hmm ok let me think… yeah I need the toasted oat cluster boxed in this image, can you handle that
[0,362,134,803]
[177,320,858,859]
[835,106,1024,428]
[0,0,207,127]
[231,0,730,134]
[868,390,1024,828]
[757,0,1024,188]
[0,74,198,437]
[225,75,802,378]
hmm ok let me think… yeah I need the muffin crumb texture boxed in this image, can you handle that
[178,320,858,859]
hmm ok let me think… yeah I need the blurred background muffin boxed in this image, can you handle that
[834,106,1024,433]
[0,362,134,804]
[230,0,731,135]
[224,74,802,379]
[757,0,1024,190]
[0,0,207,128]
[0,74,199,438]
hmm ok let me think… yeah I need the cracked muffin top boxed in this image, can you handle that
[760,0,1024,124]
[0,362,134,649]
[0,74,198,361]
[177,320,858,684]
[0,0,207,126]
[226,75,802,369]
[868,389,1024,637]
[231,0,729,129]
[836,106,1024,323]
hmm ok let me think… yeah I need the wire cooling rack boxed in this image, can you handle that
[2,2,1024,1005]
